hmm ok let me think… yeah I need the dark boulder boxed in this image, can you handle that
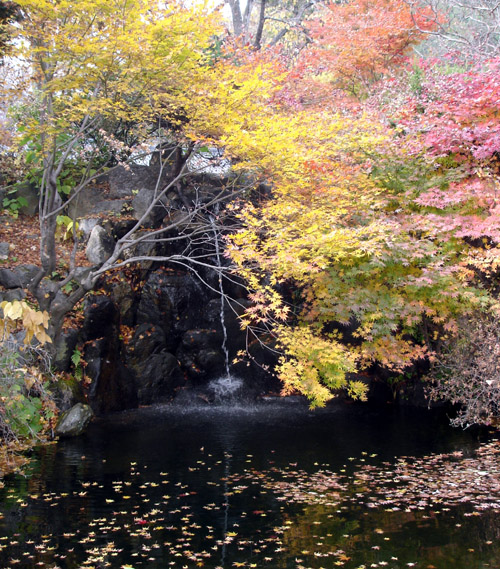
[126,323,185,404]
[81,295,116,340]
[14,182,39,216]
[85,336,138,415]
[108,164,167,198]
[110,280,137,326]
[0,288,26,302]
[136,270,209,348]
[181,329,220,350]
[132,188,167,225]
[127,322,167,358]
[16,264,40,287]
[0,264,39,289]
[53,327,79,372]
[134,351,184,404]
[0,242,10,260]
[177,329,226,379]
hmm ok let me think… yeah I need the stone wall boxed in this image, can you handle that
[52,267,277,414]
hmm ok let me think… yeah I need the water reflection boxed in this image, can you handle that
[0,400,497,569]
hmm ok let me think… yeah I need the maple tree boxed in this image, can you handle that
[225,1,500,410]
[366,55,500,289]
[290,0,436,101]
[2,0,407,407]
[2,0,499,420]
[227,126,491,406]
[1,0,291,344]
[369,55,500,422]
[2,0,215,340]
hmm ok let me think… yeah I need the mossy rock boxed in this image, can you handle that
[55,403,94,437]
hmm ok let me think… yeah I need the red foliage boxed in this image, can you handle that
[292,0,437,103]
[401,58,500,161]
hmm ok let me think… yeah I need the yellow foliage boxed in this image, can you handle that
[0,301,52,345]
[9,0,223,141]
[276,325,363,407]
[55,216,82,242]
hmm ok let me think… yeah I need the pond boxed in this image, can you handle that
[0,398,499,569]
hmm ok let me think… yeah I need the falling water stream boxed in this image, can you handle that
[208,213,245,401]
[1,219,499,568]
[210,213,231,379]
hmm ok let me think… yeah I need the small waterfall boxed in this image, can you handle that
[207,212,247,405]
[209,375,244,403]
[210,213,230,379]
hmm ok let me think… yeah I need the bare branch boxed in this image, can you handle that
[406,0,500,58]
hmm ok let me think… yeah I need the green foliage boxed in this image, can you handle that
[2,188,28,218]
[0,340,56,441]
[0,301,56,442]
[368,153,434,198]
[56,215,81,242]
[13,122,98,202]
[71,347,83,380]
[71,348,81,368]
[61,281,77,294]
[385,371,413,401]
[276,326,364,407]
[408,62,425,96]
[433,62,470,76]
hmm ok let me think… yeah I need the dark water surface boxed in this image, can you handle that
[1,400,500,569]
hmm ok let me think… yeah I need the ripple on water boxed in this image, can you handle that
[0,401,497,569]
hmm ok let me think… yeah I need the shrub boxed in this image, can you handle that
[427,313,500,427]
[0,339,57,441]
[0,301,56,442]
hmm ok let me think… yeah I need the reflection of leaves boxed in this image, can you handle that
[2,443,500,568]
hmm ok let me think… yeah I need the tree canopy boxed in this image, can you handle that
[2,0,500,426]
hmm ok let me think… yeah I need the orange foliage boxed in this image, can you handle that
[293,0,437,103]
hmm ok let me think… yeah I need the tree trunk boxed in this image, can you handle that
[254,0,267,49]
[243,0,255,43]
[226,0,243,36]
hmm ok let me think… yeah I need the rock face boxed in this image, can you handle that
[0,242,10,260]
[0,265,39,289]
[126,325,174,383]
[55,403,94,437]
[53,328,79,373]
[14,182,39,216]
[67,164,169,219]
[0,163,278,416]
[52,265,272,415]
[108,164,167,198]
[131,188,167,225]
